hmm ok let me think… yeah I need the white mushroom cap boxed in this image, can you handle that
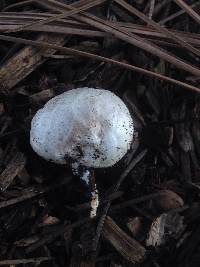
[30,87,134,168]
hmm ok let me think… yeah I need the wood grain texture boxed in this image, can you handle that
[0,151,26,191]
[103,216,146,263]
[0,34,65,90]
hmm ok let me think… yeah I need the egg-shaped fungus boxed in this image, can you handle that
[30,87,134,168]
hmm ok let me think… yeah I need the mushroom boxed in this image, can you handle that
[30,87,134,217]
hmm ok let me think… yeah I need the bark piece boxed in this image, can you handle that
[0,33,65,90]
[30,88,55,104]
[127,217,143,238]
[0,151,26,191]
[103,216,146,263]
[146,213,185,247]
[154,189,184,211]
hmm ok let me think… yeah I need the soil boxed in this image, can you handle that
[0,0,200,266]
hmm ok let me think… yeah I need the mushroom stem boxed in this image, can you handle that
[80,168,99,218]
[89,170,99,218]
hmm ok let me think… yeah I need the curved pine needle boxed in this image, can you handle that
[114,0,200,58]
[2,0,34,11]
[0,34,199,93]
[6,0,106,33]
[38,0,200,77]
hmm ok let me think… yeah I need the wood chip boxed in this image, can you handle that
[146,213,185,247]
[103,216,146,263]
[127,217,143,238]
[30,88,55,104]
[0,152,26,191]
[0,257,52,266]
[0,33,65,90]
[41,214,60,226]
[154,189,184,211]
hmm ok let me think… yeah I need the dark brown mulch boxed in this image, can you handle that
[0,0,200,266]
